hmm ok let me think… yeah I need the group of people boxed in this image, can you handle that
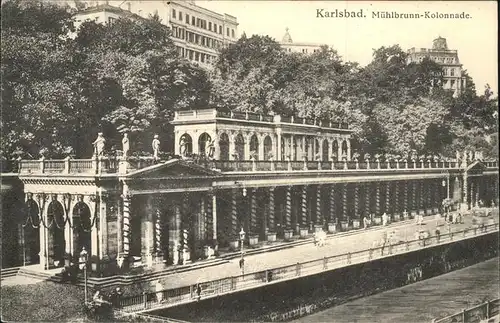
[91,287,123,308]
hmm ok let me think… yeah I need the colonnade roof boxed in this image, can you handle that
[171,108,352,135]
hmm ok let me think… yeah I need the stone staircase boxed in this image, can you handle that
[1,267,20,279]
[16,266,62,282]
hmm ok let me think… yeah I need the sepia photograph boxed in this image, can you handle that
[0,1,498,322]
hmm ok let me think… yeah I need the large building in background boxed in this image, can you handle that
[71,0,239,67]
[279,28,324,54]
[407,37,466,97]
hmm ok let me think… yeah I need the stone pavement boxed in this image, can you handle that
[1,276,43,287]
[158,212,492,290]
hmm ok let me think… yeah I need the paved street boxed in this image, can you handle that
[159,212,493,289]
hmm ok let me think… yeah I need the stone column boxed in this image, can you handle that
[475,178,480,207]
[302,136,306,160]
[290,135,295,160]
[169,202,181,265]
[462,174,469,210]
[277,132,282,161]
[229,135,236,161]
[248,188,257,236]
[385,182,391,218]
[181,194,191,264]
[315,185,322,231]
[412,181,418,216]
[394,181,400,218]
[98,192,108,266]
[285,186,292,229]
[301,186,308,229]
[144,196,154,267]
[365,183,371,220]
[231,189,238,242]
[420,180,426,215]
[342,184,348,221]
[427,180,432,213]
[36,193,48,270]
[471,179,476,208]
[268,187,276,239]
[375,182,381,216]
[354,184,360,219]
[213,133,220,160]
[257,135,264,161]
[404,181,409,214]
[337,139,342,161]
[330,184,336,227]
[59,194,74,261]
[346,139,351,161]
[212,193,218,251]
[122,193,131,258]
[154,207,162,262]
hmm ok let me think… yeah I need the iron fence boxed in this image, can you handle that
[433,298,499,323]
[119,223,499,313]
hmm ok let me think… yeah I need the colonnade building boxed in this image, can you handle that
[1,108,498,273]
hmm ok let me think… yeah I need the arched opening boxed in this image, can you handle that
[72,201,92,260]
[219,133,229,160]
[332,140,339,161]
[179,133,193,156]
[198,133,212,157]
[322,139,329,161]
[250,134,259,160]
[47,200,65,268]
[234,133,245,160]
[24,200,40,265]
[342,140,348,159]
[264,136,273,160]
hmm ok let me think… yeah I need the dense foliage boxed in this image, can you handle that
[1,0,497,159]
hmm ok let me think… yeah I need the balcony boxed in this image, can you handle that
[5,156,497,176]
[173,108,350,130]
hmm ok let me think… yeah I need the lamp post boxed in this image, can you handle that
[239,227,246,275]
[79,247,88,304]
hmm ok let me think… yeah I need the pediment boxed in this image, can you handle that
[466,160,487,173]
[126,159,220,179]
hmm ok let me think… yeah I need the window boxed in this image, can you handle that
[219,25,222,34]
[191,16,195,25]
[226,27,229,36]
[186,14,189,24]
[179,11,183,20]
[195,52,199,61]
[108,17,115,25]
[231,29,235,38]
[209,22,212,31]
[450,69,455,76]
[172,9,176,19]
[450,80,455,88]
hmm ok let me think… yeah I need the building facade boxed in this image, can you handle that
[1,108,498,273]
[71,0,238,66]
[407,37,466,96]
[280,28,324,54]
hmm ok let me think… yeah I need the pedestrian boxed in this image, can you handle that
[239,257,245,269]
[155,280,164,303]
[382,212,389,226]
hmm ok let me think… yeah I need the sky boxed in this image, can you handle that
[195,0,498,95]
